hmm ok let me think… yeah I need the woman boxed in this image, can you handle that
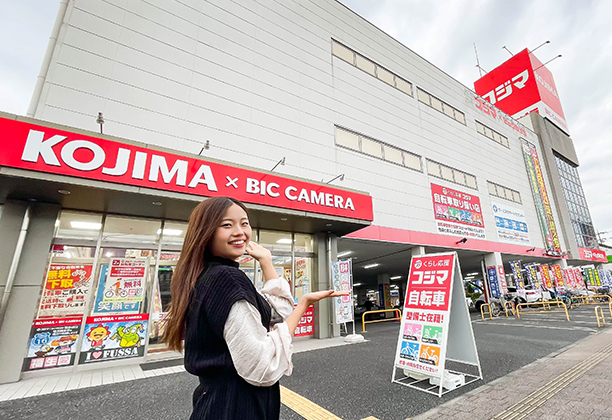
[164,197,347,419]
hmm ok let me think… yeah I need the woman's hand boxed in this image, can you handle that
[245,241,272,263]
[301,290,350,306]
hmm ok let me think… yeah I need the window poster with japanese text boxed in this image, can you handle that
[22,317,82,372]
[79,314,148,364]
[37,264,93,317]
[93,265,141,314]
[103,258,148,303]
[294,304,314,337]
[394,254,455,377]
[431,184,485,239]
[332,259,353,324]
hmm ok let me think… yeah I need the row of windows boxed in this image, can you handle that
[332,40,414,97]
[426,160,477,190]
[476,121,509,148]
[417,88,466,125]
[335,126,422,172]
[487,182,522,204]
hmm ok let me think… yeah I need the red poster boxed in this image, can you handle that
[0,117,373,221]
[431,184,485,239]
[404,254,454,311]
[578,247,607,262]
[551,265,565,289]
[538,265,553,289]
[38,264,93,317]
[498,265,508,293]
[294,305,314,337]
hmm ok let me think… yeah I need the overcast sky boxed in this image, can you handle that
[1,1,611,245]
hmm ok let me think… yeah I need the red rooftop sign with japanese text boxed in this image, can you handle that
[0,117,373,221]
[431,183,485,239]
[474,48,569,134]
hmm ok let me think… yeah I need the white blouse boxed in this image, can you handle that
[222,278,295,387]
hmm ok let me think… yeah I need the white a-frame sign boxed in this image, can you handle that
[391,252,482,397]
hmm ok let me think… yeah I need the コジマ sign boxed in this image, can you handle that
[395,254,455,377]
[0,117,373,221]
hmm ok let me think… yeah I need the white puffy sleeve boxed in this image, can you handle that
[259,277,294,319]
[223,300,293,387]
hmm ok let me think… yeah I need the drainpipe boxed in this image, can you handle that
[27,0,70,117]
[0,206,31,331]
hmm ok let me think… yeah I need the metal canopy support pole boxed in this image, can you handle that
[0,205,31,331]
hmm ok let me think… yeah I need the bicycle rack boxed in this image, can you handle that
[595,306,606,328]
[503,301,515,317]
[480,303,492,320]
[516,301,570,321]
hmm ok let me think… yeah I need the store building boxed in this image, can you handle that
[0,0,608,383]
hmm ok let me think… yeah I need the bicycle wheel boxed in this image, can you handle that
[491,301,502,317]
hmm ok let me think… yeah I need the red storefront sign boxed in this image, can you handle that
[578,247,607,262]
[0,117,373,221]
[431,183,485,239]
[474,48,568,134]
[294,305,314,337]
[404,254,454,312]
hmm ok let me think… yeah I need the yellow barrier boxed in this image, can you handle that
[609,302,612,320]
[480,303,492,320]
[516,301,569,321]
[362,309,401,332]
[574,294,611,305]
[595,306,606,328]
[504,301,515,317]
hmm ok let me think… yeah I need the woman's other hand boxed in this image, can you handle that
[301,290,350,306]
[245,241,272,263]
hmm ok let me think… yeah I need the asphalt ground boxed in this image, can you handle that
[0,306,602,420]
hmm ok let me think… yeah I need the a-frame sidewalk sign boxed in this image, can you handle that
[391,252,482,397]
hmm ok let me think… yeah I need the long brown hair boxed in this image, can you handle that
[163,197,249,351]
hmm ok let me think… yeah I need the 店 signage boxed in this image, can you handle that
[0,117,373,221]
[431,183,485,239]
[578,247,607,262]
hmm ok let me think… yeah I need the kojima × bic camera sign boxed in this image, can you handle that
[0,117,373,221]
[474,48,569,135]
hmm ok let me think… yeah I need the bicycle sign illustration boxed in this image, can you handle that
[421,325,443,345]
[419,345,441,366]
[402,323,422,341]
[400,341,420,361]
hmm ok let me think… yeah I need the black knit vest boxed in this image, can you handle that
[184,256,272,378]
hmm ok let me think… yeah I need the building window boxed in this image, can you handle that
[426,159,477,190]
[476,121,509,148]
[417,88,466,125]
[332,40,413,97]
[335,126,422,172]
[554,155,598,249]
[488,181,522,204]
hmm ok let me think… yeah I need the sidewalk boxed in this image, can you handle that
[413,328,612,420]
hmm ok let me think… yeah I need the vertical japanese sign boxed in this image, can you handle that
[491,201,531,245]
[22,317,82,371]
[524,263,540,288]
[521,141,561,253]
[600,270,612,287]
[509,261,525,290]
[538,265,553,290]
[431,184,485,239]
[498,266,509,294]
[394,254,454,377]
[584,268,596,287]
[294,304,314,337]
[486,267,501,298]
[38,264,93,317]
[551,265,565,289]
[103,259,147,303]
[79,314,148,363]
[332,259,353,324]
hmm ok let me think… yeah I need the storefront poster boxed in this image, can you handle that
[524,263,539,289]
[509,261,525,290]
[521,141,561,252]
[93,265,141,314]
[395,254,454,377]
[431,184,485,239]
[294,305,314,337]
[23,317,82,371]
[491,201,531,245]
[38,264,93,317]
[79,314,148,364]
[103,258,147,303]
[538,265,553,290]
[486,266,501,298]
[551,265,565,290]
[332,259,353,324]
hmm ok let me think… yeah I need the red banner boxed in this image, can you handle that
[578,247,607,262]
[294,305,314,337]
[551,265,565,289]
[0,117,373,221]
[538,265,553,289]
[404,254,454,311]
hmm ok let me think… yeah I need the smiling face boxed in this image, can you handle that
[209,204,252,261]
